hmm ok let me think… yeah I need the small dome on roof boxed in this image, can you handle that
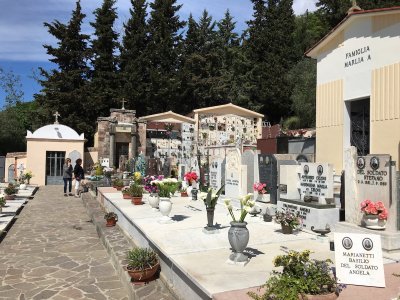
[27,124,84,140]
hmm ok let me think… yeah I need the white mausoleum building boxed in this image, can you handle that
[306,6,400,171]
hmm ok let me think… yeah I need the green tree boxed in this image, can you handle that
[120,0,149,115]
[35,0,91,138]
[180,10,224,111]
[146,0,185,113]
[287,58,316,128]
[0,67,24,108]
[90,0,119,118]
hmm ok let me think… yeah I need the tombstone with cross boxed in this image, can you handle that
[53,111,60,124]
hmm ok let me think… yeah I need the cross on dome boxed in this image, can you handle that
[53,111,60,124]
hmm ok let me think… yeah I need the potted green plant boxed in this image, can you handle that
[129,183,143,205]
[0,197,6,214]
[104,212,118,227]
[224,193,255,263]
[112,178,124,191]
[275,209,301,234]
[199,186,224,230]
[180,186,188,197]
[121,187,131,199]
[4,184,17,200]
[126,247,159,282]
[23,171,33,184]
[248,250,345,300]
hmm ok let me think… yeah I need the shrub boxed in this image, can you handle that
[127,248,158,271]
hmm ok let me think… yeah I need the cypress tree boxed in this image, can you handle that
[120,0,149,115]
[35,0,91,136]
[146,0,185,113]
[90,0,119,117]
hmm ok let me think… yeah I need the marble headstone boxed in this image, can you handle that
[241,150,256,194]
[299,162,333,201]
[225,149,242,198]
[210,159,223,191]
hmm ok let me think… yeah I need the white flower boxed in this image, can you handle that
[224,198,231,206]
[227,204,233,210]
[248,200,255,207]
[199,192,207,200]
[244,206,252,213]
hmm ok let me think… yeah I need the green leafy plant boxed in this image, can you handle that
[94,164,104,176]
[121,187,130,195]
[224,193,255,222]
[248,250,345,300]
[151,178,178,198]
[112,178,124,187]
[275,209,301,229]
[4,184,17,195]
[104,212,118,221]
[127,247,158,271]
[0,197,6,207]
[128,183,143,197]
[200,185,224,209]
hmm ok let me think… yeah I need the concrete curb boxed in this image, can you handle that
[82,192,176,300]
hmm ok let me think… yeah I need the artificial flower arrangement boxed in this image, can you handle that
[253,182,267,194]
[132,172,142,184]
[275,209,301,229]
[224,193,255,222]
[150,177,178,198]
[200,185,224,209]
[360,199,388,220]
[184,171,198,185]
[143,175,164,194]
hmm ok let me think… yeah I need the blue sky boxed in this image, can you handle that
[0,0,317,108]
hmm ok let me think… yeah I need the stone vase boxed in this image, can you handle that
[19,184,27,190]
[228,221,249,262]
[362,214,386,230]
[148,194,160,210]
[159,197,172,222]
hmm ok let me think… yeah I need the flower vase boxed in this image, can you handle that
[281,223,293,234]
[19,184,27,190]
[205,208,215,230]
[148,193,160,211]
[362,214,386,230]
[159,197,172,223]
[191,188,198,201]
[228,221,249,263]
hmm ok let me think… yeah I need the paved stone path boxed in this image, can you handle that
[0,186,128,300]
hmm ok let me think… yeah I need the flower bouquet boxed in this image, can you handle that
[184,171,198,186]
[360,199,388,229]
[275,209,301,234]
[224,193,255,223]
[144,175,163,194]
[253,182,266,194]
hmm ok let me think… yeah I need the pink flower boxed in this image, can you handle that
[379,208,388,220]
[253,182,266,194]
[360,199,388,220]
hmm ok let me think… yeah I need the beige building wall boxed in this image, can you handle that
[26,139,84,186]
[84,149,98,170]
[371,62,400,170]
[316,80,344,171]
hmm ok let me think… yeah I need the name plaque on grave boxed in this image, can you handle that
[334,233,385,287]
[299,163,333,199]
[355,155,391,201]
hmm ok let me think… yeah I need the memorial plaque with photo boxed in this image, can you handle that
[299,163,333,199]
[355,155,391,203]
[210,159,223,191]
[258,154,277,204]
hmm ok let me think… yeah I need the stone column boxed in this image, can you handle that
[109,125,116,168]
[131,132,137,158]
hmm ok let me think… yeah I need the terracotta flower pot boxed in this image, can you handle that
[115,186,123,191]
[106,218,117,227]
[181,192,188,197]
[126,261,160,282]
[4,195,15,201]
[131,197,143,205]
[122,193,131,199]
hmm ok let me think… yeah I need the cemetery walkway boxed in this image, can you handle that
[0,186,128,300]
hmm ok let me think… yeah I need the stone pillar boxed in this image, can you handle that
[109,125,116,168]
[131,133,137,159]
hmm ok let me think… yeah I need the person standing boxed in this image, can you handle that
[63,158,73,196]
[73,158,85,198]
